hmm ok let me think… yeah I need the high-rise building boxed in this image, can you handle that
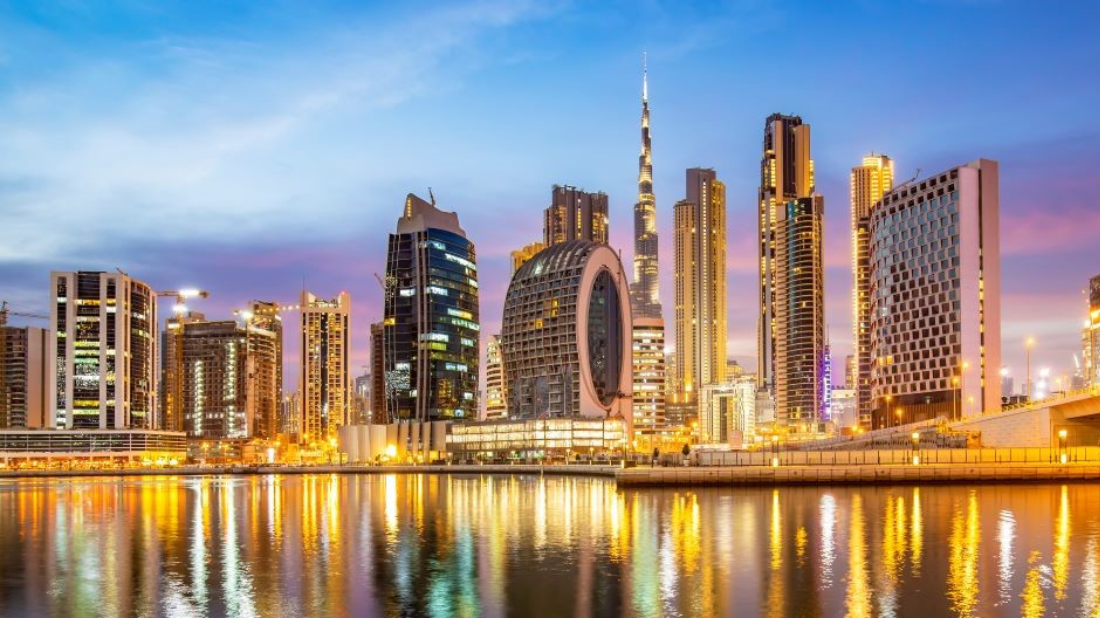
[279,392,301,440]
[1085,274,1100,386]
[699,376,756,447]
[50,271,157,429]
[161,311,203,434]
[502,241,633,425]
[758,114,813,403]
[300,291,351,443]
[673,168,727,405]
[543,185,609,246]
[851,154,895,428]
[0,318,50,429]
[631,317,666,440]
[247,300,283,439]
[384,193,480,421]
[352,373,371,426]
[170,318,278,439]
[369,321,387,424]
[868,159,1001,424]
[485,334,506,420]
[774,195,826,429]
[845,354,857,390]
[511,242,546,275]
[631,57,661,320]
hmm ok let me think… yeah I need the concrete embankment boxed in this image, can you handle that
[0,464,619,481]
[4,462,1100,486]
[614,462,1100,487]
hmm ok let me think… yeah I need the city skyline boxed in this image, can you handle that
[2,2,1099,390]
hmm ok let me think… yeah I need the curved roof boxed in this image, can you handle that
[512,240,605,282]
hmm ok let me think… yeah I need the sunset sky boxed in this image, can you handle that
[2,0,1098,392]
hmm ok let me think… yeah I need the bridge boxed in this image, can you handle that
[948,386,1100,448]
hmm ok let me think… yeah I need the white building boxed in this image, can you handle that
[50,271,158,429]
[868,159,1001,424]
[631,317,666,440]
[485,334,506,420]
[699,377,757,447]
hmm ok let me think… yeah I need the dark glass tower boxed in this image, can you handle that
[383,193,480,421]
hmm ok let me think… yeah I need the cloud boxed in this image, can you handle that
[0,0,559,263]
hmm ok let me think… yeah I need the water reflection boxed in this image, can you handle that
[0,477,1099,616]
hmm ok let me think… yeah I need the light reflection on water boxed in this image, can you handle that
[0,475,1099,617]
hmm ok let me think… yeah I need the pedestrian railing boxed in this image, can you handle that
[696,446,1100,467]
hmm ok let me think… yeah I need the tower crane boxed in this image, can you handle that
[157,289,209,314]
[0,301,48,327]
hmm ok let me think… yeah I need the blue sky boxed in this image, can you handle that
[2,0,1099,391]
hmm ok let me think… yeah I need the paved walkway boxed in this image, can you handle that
[615,462,1100,486]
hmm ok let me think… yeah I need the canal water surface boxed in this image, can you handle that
[0,474,1097,617]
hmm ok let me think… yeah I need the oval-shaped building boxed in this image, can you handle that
[501,240,632,427]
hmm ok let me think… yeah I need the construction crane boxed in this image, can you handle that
[0,301,48,327]
[157,289,209,314]
[235,301,302,321]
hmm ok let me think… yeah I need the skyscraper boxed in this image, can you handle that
[384,193,480,421]
[851,154,894,428]
[501,241,632,424]
[774,195,826,429]
[0,317,49,429]
[868,159,1001,424]
[673,168,727,406]
[1085,274,1100,386]
[631,317,666,440]
[543,185,609,246]
[631,56,661,319]
[279,392,301,440]
[758,114,813,402]
[247,300,283,439]
[300,291,350,443]
[50,271,157,429]
[352,372,371,426]
[485,334,506,420]
[170,317,278,439]
[369,321,387,424]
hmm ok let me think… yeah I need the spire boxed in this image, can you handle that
[642,51,648,102]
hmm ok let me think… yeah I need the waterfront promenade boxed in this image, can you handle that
[3,456,1100,486]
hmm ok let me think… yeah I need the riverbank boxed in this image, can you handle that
[615,461,1100,486]
[0,463,619,480]
[3,461,1100,486]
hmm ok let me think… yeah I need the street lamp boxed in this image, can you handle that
[895,407,903,427]
[952,376,960,421]
[770,434,780,467]
[1026,337,1035,401]
[1058,429,1068,464]
[911,432,920,465]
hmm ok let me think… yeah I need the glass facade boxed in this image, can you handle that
[587,269,623,406]
[385,207,480,422]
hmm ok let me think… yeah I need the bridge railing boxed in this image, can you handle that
[696,446,1100,467]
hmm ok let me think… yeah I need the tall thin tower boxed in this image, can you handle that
[851,154,894,429]
[631,53,661,319]
[758,114,813,403]
[674,168,727,405]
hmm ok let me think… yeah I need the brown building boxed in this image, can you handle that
[543,185,609,246]
[0,322,50,429]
